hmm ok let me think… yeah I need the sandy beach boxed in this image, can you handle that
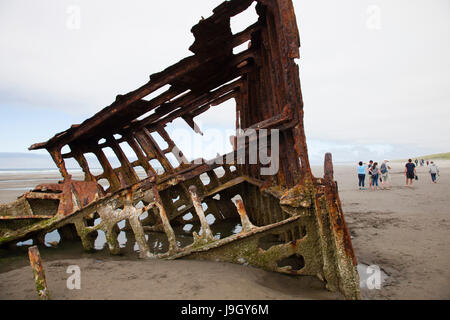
[316,160,450,299]
[1,160,449,300]
[0,171,84,204]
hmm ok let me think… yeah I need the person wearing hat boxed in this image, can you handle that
[380,159,391,189]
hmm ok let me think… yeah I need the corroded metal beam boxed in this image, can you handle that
[1,0,362,300]
[28,246,50,300]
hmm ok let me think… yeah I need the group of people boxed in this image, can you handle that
[357,158,440,190]
[405,158,440,185]
[357,160,392,190]
[414,158,429,167]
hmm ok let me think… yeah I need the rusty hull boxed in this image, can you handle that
[0,0,361,299]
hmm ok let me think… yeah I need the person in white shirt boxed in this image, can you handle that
[429,161,440,183]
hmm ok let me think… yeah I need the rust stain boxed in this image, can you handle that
[0,0,361,300]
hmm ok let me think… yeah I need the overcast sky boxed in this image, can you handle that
[0,0,449,166]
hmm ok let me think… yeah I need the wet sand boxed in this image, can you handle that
[313,160,450,299]
[0,171,84,203]
[0,249,341,300]
[1,161,449,299]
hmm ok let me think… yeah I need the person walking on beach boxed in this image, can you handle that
[405,159,417,187]
[357,161,366,190]
[369,162,380,190]
[415,159,419,167]
[429,161,440,183]
[367,160,374,188]
[380,160,391,189]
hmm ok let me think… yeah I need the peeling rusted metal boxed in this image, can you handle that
[188,185,215,244]
[28,245,50,300]
[234,199,256,232]
[1,0,361,299]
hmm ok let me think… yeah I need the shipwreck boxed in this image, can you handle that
[0,0,361,299]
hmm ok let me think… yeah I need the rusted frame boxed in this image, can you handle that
[124,134,157,178]
[146,86,241,132]
[135,62,250,132]
[0,215,54,220]
[30,30,260,193]
[72,150,96,182]
[107,136,140,186]
[91,148,122,191]
[262,0,311,179]
[62,78,244,191]
[28,22,261,152]
[22,2,306,210]
[135,128,174,176]
[63,101,287,198]
[29,56,204,151]
[0,0,364,301]
[156,127,189,165]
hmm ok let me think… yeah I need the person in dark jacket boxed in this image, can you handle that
[405,159,417,187]
[367,160,374,188]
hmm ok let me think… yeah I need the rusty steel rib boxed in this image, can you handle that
[0,0,361,300]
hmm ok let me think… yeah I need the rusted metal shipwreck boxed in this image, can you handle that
[0,0,361,299]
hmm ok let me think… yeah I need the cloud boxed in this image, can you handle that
[0,0,449,156]
[306,138,436,165]
[0,0,225,113]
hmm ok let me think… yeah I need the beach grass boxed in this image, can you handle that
[420,152,450,160]
[394,152,450,162]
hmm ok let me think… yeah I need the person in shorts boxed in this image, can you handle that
[380,160,391,189]
[405,159,416,187]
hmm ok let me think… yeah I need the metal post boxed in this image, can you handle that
[28,245,50,300]
[188,185,215,242]
[235,199,256,232]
